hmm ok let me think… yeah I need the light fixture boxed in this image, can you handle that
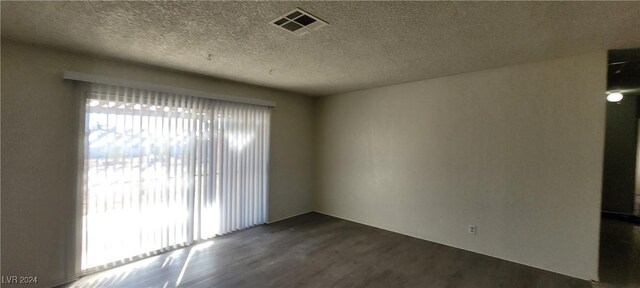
[606,92,624,102]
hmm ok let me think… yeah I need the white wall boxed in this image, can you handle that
[1,39,607,285]
[315,53,606,280]
[0,40,314,287]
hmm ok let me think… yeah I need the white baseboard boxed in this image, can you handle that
[267,210,313,224]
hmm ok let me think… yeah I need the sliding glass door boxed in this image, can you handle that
[80,83,270,271]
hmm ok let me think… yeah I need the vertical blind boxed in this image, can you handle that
[81,83,271,271]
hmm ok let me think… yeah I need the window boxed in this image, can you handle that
[79,83,271,271]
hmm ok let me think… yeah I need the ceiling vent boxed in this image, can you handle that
[271,8,328,36]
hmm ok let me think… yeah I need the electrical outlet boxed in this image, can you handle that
[468,225,477,235]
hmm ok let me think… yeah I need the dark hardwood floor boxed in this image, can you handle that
[596,217,640,288]
[65,212,591,288]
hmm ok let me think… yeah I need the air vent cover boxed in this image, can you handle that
[271,8,328,36]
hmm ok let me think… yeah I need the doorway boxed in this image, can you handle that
[598,48,640,287]
[602,49,640,218]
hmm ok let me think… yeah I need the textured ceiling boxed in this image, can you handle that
[2,1,640,96]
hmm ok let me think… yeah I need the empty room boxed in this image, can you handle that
[2,1,640,288]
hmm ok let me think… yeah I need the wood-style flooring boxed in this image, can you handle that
[596,217,640,288]
[64,212,592,288]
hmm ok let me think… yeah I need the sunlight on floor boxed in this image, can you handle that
[176,241,215,286]
[72,240,216,288]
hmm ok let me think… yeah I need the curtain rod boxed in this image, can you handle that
[63,71,277,107]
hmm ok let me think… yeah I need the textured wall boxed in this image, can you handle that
[0,40,314,287]
[315,53,606,280]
